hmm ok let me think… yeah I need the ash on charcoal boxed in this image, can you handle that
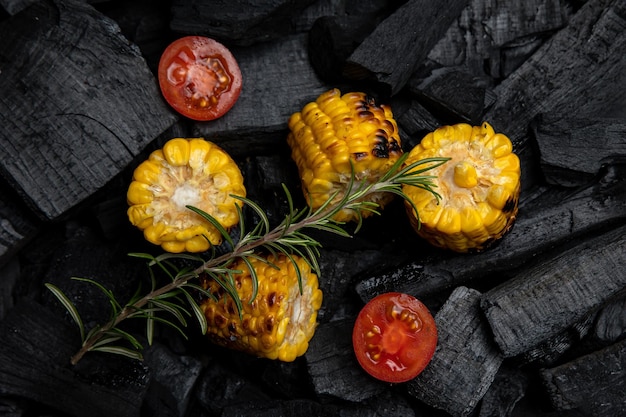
[0,0,177,221]
[540,338,626,417]
[142,342,203,417]
[406,287,503,417]
[481,223,626,358]
[531,115,626,187]
[355,161,626,301]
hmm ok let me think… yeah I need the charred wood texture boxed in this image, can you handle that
[481,223,626,358]
[0,0,177,221]
[406,287,503,417]
[540,338,626,416]
[191,33,328,157]
[483,0,626,147]
[170,0,316,46]
[407,66,489,124]
[355,161,626,301]
[532,114,626,187]
[429,0,568,79]
[0,185,38,268]
[343,0,470,96]
[0,301,149,417]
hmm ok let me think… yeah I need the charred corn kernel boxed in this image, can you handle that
[403,122,520,252]
[287,88,403,222]
[127,138,246,253]
[200,254,323,362]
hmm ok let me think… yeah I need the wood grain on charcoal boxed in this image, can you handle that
[481,224,626,358]
[406,287,503,417]
[532,115,626,187]
[0,0,177,221]
[540,338,626,416]
[0,302,149,417]
[343,0,470,96]
[483,0,626,147]
[355,163,626,301]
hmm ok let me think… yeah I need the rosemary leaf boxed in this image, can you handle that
[44,283,86,341]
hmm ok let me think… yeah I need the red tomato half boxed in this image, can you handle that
[158,36,242,121]
[352,292,438,383]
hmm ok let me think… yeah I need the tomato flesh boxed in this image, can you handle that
[158,36,242,121]
[353,292,437,383]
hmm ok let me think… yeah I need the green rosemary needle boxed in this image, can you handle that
[47,154,449,365]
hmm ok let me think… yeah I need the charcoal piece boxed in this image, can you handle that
[355,161,626,301]
[540,338,626,417]
[41,224,146,326]
[0,0,177,221]
[191,34,329,157]
[406,287,503,417]
[305,317,386,402]
[481,223,626,358]
[142,343,203,417]
[483,0,626,147]
[170,0,316,46]
[593,294,626,343]
[394,99,441,149]
[407,67,488,124]
[0,0,36,15]
[221,399,338,417]
[429,0,567,77]
[95,0,172,72]
[518,313,596,367]
[343,0,470,96]
[0,259,19,320]
[532,115,626,187]
[0,301,149,417]
[499,35,545,78]
[0,184,38,269]
[478,366,529,417]
[308,15,380,83]
[195,357,271,416]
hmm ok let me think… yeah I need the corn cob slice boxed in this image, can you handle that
[200,254,323,361]
[127,138,246,253]
[403,122,520,252]
[287,88,403,222]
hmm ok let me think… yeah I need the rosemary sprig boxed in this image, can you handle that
[47,154,449,365]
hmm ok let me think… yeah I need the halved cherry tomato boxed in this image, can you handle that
[352,292,437,383]
[158,36,242,121]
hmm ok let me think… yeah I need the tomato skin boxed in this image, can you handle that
[352,292,437,383]
[158,36,242,121]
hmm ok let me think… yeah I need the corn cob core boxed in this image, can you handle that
[127,138,246,253]
[287,88,403,222]
[403,122,520,252]
[200,254,323,362]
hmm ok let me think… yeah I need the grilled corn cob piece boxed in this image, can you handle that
[127,138,246,253]
[200,254,323,361]
[403,122,520,252]
[287,88,403,222]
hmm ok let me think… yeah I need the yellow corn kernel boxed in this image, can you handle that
[287,88,403,222]
[200,254,323,362]
[403,122,520,252]
[127,138,246,253]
